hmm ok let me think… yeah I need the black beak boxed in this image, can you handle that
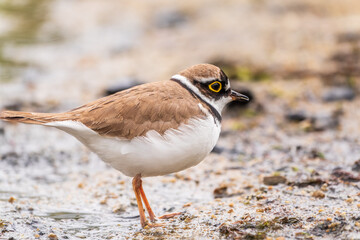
[230,90,250,102]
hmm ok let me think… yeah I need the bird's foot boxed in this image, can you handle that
[158,212,182,219]
[143,221,165,228]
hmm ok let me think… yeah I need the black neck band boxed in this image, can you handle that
[171,78,222,122]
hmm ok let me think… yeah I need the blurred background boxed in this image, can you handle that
[1,0,360,239]
[1,0,359,106]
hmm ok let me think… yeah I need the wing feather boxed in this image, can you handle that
[69,81,206,139]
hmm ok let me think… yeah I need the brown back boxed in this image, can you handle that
[69,80,206,139]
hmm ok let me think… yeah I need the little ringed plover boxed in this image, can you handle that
[0,63,249,228]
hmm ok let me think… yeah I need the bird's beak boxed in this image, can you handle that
[230,90,250,102]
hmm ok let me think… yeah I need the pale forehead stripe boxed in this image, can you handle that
[225,81,230,90]
[197,77,218,83]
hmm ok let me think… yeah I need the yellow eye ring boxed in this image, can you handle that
[209,81,222,92]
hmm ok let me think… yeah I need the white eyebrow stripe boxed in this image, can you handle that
[171,74,221,113]
[171,74,233,122]
[197,77,218,83]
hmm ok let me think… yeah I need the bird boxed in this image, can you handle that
[0,63,249,228]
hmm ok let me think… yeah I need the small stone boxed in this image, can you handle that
[338,32,360,43]
[322,87,355,102]
[352,160,360,172]
[154,9,188,28]
[285,110,307,122]
[312,190,325,199]
[310,114,339,131]
[113,204,126,213]
[213,185,228,198]
[211,145,226,154]
[332,168,360,182]
[345,198,354,203]
[48,233,58,240]
[8,196,16,203]
[100,198,107,205]
[75,233,87,239]
[263,176,287,186]
[183,202,192,208]
[320,184,328,192]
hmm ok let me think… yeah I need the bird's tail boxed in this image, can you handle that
[0,110,71,125]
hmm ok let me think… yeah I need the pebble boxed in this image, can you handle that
[263,176,287,186]
[285,110,307,122]
[183,202,192,208]
[322,87,355,102]
[310,114,339,131]
[48,233,58,240]
[320,184,328,192]
[338,32,360,43]
[312,190,325,199]
[113,204,126,213]
[8,196,16,203]
[352,159,360,172]
[75,233,87,239]
[154,8,188,28]
[211,145,225,154]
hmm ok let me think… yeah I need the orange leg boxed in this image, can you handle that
[132,174,148,228]
[139,182,182,221]
[132,174,164,228]
[139,183,156,222]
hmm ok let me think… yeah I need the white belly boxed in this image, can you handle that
[46,116,220,177]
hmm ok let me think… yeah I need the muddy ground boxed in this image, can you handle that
[1,0,360,239]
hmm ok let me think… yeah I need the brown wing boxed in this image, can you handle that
[69,80,206,139]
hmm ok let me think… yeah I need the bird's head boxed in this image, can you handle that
[171,63,249,113]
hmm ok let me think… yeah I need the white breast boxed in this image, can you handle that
[46,115,220,177]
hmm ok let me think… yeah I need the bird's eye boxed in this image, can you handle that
[208,81,222,93]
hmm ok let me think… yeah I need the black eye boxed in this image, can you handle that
[209,81,222,92]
